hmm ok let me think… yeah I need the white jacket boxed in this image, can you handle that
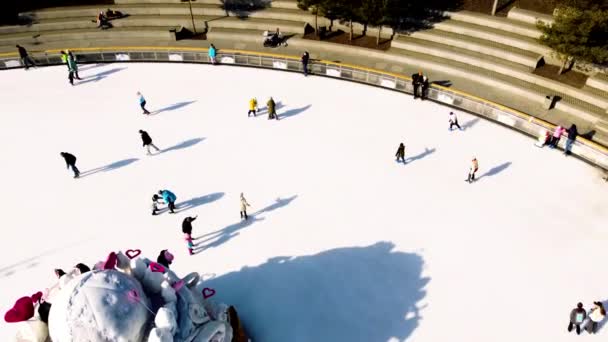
[449,113,457,123]
[589,307,606,323]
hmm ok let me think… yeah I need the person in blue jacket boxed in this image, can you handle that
[208,44,217,65]
[137,91,151,115]
[158,189,177,214]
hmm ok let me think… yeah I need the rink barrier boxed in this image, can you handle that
[1,46,607,170]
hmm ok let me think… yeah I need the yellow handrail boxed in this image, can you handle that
[1,45,606,153]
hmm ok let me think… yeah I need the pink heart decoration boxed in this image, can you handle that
[202,287,216,299]
[127,290,140,303]
[103,252,118,270]
[125,249,141,259]
[172,280,185,291]
[149,262,165,273]
[4,297,34,323]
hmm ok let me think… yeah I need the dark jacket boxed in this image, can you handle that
[61,152,77,166]
[396,144,405,157]
[156,250,171,268]
[182,216,197,234]
[140,131,153,146]
[17,46,27,58]
[267,99,276,114]
[301,52,309,65]
[570,307,586,324]
[567,124,578,140]
[411,73,422,85]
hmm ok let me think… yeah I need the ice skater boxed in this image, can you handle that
[248,98,258,117]
[151,194,163,215]
[421,75,429,100]
[137,91,151,115]
[208,44,217,65]
[411,71,423,99]
[267,97,278,120]
[395,143,406,163]
[182,216,197,255]
[584,301,606,334]
[564,124,577,155]
[156,249,174,269]
[16,45,36,70]
[240,193,251,220]
[301,51,310,76]
[466,157,479,183]
[568,302,587,335]
[139,130,160,155]
[448,112,462,131]
[68,51,81,80]
[60,152,80,178]
[549,125,565,149]
[159,189,177,214]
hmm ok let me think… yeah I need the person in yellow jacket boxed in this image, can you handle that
[466,157,479,183]
[248,98,257,117]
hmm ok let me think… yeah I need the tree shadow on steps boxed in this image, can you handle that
[78,158,139,178]
[203,241,429,342]
[193,195,297,252]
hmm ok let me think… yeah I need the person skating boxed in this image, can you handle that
[301,51,310,76]
[466,157,479,183]
[68,51,81,80]
[549,125,565,149]
[449,112,462,131]
[585,301,606,334]
[159,189,177,214]
[60,152,80,178]
[156,249,174,269]
[60,51,69,70]
[267,97,277,120]
[568,302,587,335]
[421,75,429,100]
[411,71,423,99]
[395,143,406,163]
[16,45,36,70]
[151,194,163,215]
[248,98,258,117]
[137,92,151,115]
[182,215,198,236]
[67,52,80,85]
[240,193,251,220]
[139,130,160,155]
[208,44,217,65]
[564,124,577,155]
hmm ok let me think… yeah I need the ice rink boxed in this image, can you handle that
[1,62,607,341]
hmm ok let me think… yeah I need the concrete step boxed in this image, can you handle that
[22,4,225,19]
[0,26,176,46]
[433,19,553,59]
[586,73,608,93]
[271,0,299,10]
[447,10,542,39]
[407,29,542,69]
[113,0,221,3]
[507,7,554,26]
[206,27,266,43]
[206,16,306,34]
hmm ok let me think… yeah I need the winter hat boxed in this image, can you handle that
[164,250,174,262]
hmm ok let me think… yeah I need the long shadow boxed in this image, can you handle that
[221,0,270,18]
[202,241,429,342]
[193,195,297,252]
[404,147,436,163]
[161,137,205,154]
[431,80,452,87]
[176,192,225,213]
[78,158,139,178]
[76,67,127,85]
[461,118,480,131]
[257,101,284,115]
[279,104,312,120]
[152,100,196,115]
[477,161,512,181]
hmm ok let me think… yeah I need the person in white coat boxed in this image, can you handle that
[448,112,462,131]
[240,193,251,220]
[585,301,606,334]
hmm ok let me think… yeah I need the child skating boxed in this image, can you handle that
[151,194,163,215]
[182,216,197,255]
[395,143,406,163]
[466,157,479,183]
[240,193,251,220]
[159,189,177,213]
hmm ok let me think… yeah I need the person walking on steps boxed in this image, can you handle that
[301,51,310,76]
[137,92,151,115]
[248,98,258,117]
[267,97,277,120]
[16,45,36,70]
[411,71,423,99]
[568,302,587,335]
[60,152,80,178]
[466,157,479,183]
[159,189,177,214]
[449,112,462,131]
[395,143,406,163]
[240,193,251,220]
[139,130,160,155]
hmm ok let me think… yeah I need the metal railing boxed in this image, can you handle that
[1,46,607,170]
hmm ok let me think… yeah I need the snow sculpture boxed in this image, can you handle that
[10,250,241,342]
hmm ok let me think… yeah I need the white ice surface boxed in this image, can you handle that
[0,63,607,342]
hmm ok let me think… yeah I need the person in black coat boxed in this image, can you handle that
[421,75,429,100]
[395,143,405,163]
[156,249,173,268]
[182,215,197,236]
[411,71,423,99]
[301,51,310,76]
[16,45,36,69]
[139,130,160,155]
[60,152,80,178]
[568,302,586,335]
[564,124,578,155]
[74,263,90,274]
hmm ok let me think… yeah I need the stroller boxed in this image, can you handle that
[263,30,288,47]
